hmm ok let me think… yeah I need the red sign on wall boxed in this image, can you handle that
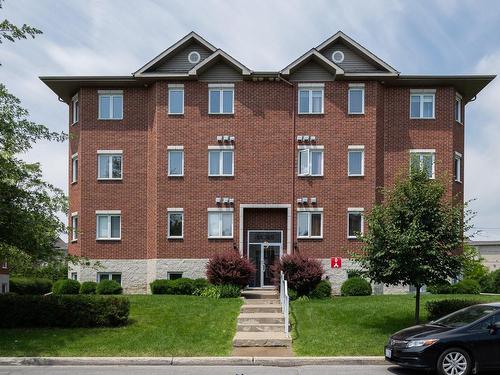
[331,257,342,269]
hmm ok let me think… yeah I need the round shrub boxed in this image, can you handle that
[52,279,80,295]
[341,277,372,296]
[150,279,171,294]
[451,279,480,295]
[310,280,332,299]
[79,281,97,295]
[96,280,122,295]
[490,269,500,293]
[193,278,210,291]
[206,251,256,288]
[479,273,495,293]
[274,254,324,296]
[426,299,483,321]
[9,277,53,295]
[427,281,453,294]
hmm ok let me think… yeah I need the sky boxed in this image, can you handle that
[1,0,500,242]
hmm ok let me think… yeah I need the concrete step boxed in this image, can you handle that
[241,304,282,314]
[237,323,285,332]
[244,299,280,305]
[238,313,284,325]
[232,332,291,347]
[241,290,279,300]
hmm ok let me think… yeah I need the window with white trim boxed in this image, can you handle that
[72,93,79,124]
[297,210,323,238]
[348,84,364,114]
[208,210,233,238]
[410,90,435,119]
[98,90,123,120]
[298,147,323,176]
[168,209,184,239]
[410,150,436,179]
[98,272,122,285]
[96,212,121,240]
[98,151,122,180]
[347,209,364,238]
[168,85,184,115]
[454,152,462,183]
[209,84,234,114]
[71,213,78,242]
[348,146,364,176]
[455,94,462,123]
[168,148,184,176]
[298,84,324,114]
[209,149,233,176]
[71,153,78,183]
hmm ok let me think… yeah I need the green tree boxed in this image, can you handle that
[0,0,41,44]
[356,170,466,324]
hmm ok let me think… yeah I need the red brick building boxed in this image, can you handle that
[42,31,493,293]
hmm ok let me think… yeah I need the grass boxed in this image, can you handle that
[0,295,242,357]
[291,294,500,356]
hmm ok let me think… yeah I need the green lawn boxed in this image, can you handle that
[292,294,500,356]
[0,295,242,357]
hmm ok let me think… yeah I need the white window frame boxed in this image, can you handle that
[167,146,184,177]
[97,272,122,285]
[208,83,234,115]
[297,208,323,239]
[297,145,324,177]
[98,90,123,120]
[409,149,436,179]
[168,84,184,115]
[167,208,184,239]
[348,84,365,115]
[410,89,435,119]
[72,93,79,125]
[71,212,78,242]
[70,272,78,281]
[347,208,364,239]
[97,150,123,180]
[454,151,462,183]
[207,208,234,239]
[455,93,462,124]
[348,145,365,177]
[96,210,122,240]
[298,83,324,114]
[71,153,78,184]
[208,146,234,177]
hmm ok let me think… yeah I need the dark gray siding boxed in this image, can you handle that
[147,41,213,73]
[321,41,386,73]
[199,62,243,82]
[289,61,335,82]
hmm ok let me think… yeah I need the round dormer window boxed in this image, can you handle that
[188,51,201,64]
[332,50,345,64]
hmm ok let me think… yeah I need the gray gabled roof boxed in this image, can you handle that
[280,49,344,76]
[188,49,251,76]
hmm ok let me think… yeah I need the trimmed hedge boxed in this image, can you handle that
[9,277,53,295]
[96,280,122,295]
[427,282,453,295]
[151,278,195,295]
[52,279,80,295]
[426,299,483,321]
[0,294,129,328]
[310,280,332,299]
[80,281,97,295]
[341,277,372,296]
[451,279,481,295]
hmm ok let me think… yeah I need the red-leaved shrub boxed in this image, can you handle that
[206,251,256,288]
[274,254,324,295]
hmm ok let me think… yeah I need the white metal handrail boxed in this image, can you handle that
[280,271,290,337]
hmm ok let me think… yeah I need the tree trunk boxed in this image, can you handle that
[415,284,421,325]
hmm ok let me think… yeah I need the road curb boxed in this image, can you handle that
[0,356,387,366]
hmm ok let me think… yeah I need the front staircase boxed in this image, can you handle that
[232,288,291,347]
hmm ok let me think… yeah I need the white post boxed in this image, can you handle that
[280,271,289,337]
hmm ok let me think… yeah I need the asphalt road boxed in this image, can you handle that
[0,365,424,375]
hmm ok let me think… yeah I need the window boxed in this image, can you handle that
[96,211,121,240]
[1,260,7,269]
[188,51,201,64]
[168,209,183,239]
[168,148,184,176]
[71,153,78,183]
[168,85,184,115]
[97,151,122,180]
[98,273,122,285]
[298,147,323,176]
[410,150,436,179]
[72,93,79,124]
[297,210,323,239]
[71,213,78,242]
[168,272,183,280]
[455,94,462,123]
[209,148,234,176]
[410,90,435,119]
[348,146,364,176]
[298,84,324,114]
[454,152,462,183]
[209,84,234,114]
[98,90,123,120]
[348,84,364,114]
[208,210,233,238]
[348,208,364,238]
[70,272,77,281]
[1,283,7,294]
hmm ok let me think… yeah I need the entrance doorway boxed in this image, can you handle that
[248,230,282,287]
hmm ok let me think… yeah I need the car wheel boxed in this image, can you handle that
[437,348,472,375]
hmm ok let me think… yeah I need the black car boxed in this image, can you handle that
[385,303,500,375]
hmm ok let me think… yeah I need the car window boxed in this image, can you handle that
[469,315,496,331]
[435,305,499,328]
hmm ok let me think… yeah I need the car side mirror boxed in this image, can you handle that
[488,322,500,335]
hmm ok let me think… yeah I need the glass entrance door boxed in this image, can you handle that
[249,244,262,287]
[263,245,280,286]
[248,231,282,287]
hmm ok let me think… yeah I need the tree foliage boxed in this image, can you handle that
[0,0,42,44]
